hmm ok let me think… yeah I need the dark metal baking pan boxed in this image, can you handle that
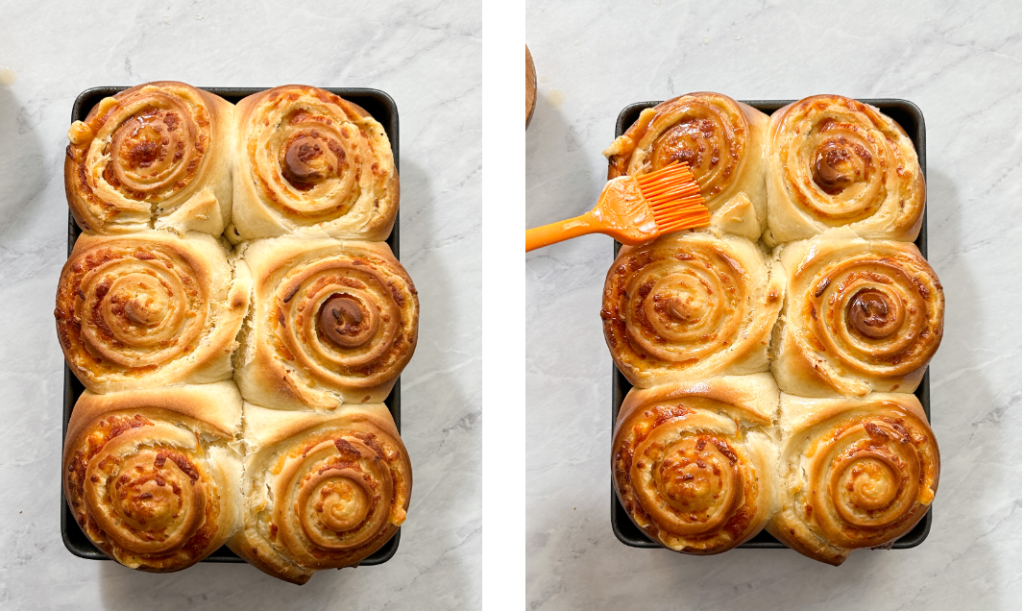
[610,98,931,551]
[61,86,402,566]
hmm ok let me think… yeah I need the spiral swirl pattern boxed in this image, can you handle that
[604,92,768,220]
[231,85,398,241]
[238,238,417,410]
[62,386,242,571]
[601,233,782,388]
[64,81,231,234]
[766,95,925,243]
[232,404,411,584]
[768,394,939,565]
[55,232,248,393]
[612,377,777,554]
[773,237,943,397]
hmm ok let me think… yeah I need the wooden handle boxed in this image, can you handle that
[525,212,600,252]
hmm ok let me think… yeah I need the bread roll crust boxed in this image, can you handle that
[767,393,939,565]
[228,85,399,243]
[55,231,251,393]
[771,234,943,397]
[605,92,770,231]
[64,81,235,235]
[612,374,779,554]
[62,383,243,571]
[602,232,783,388]
[765,95,925,244]
[229,403,411,584]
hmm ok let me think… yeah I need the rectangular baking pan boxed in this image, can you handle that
[611,99,931,551]
[61,86,402,565]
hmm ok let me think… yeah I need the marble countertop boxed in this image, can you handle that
[0,1,480,609]
[526,1,1020,610]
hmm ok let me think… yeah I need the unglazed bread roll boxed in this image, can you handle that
[601,232,783,388]
[230,403,412,584]
[54,231,251,393]
[228,85,399,243]
[612,374,779,553]
[62,383,243,571]
[765,95,925,244]
[604,92,770,230]
[772,233,943,397]
[767,393,939,565]
[235,235,418,410]
[64,81,235,235]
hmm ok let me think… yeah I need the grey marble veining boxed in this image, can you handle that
[526,1,1020,609]
[0,1,480,609]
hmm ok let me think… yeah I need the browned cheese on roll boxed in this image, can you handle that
[234,235,418,410]
[604,92,770,237]
[229,403,412,584]
[612,374,780,554]
[765,95,925,245]
[64,81,235,236]
[228,85,398,243]
[62,383,244,571]
[767,393,939,565]
[602,232,783,388]
[55,231,251,394]
[771,233,943,397]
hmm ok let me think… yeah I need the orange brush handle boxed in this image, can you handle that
[525,211,601,252]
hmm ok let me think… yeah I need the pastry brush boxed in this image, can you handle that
[525,162,709,252]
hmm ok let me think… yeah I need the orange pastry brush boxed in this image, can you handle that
[525,162,709,252]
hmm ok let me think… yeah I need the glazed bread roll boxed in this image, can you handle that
[230,403,412,584]
[55,231,251,394]
[64,81,235,235]
[602,232,783,388]
[767,393,939,565]
[612,375,779,554]
[235,235,418,410]
[62,383,243,571]
[604,92,770,230]
[228,85,399,243]
[772,233,943,397]
[765,95,925,244]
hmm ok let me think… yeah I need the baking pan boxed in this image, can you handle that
[61,86,403,565]
[610,98,932,551]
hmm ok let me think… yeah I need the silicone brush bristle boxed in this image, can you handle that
[635,163,710,232]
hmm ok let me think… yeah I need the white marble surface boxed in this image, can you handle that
[527,1,1020,609]
[0,1,480,609]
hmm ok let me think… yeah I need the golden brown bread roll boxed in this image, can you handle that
[229,403,412,584]
[612,375,779,554]
[771,233,943,397]
[765,95,925,245]
[601,232,783,388]
[64,81,235,236]
[228,85,398,243]
[62,383,244,571]
[604,92,770,231]
[234,235,418,410]
[54,231,251,394]
[767,393,939,565]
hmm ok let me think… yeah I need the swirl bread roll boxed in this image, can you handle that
[612,374,779,554]
[767,393,939,565]
[230,403,412,584]
[771,233,943,397]
[55,231,251,394]
[604,92,770,231]
[228,85,398,243]
[64,81,235,236]
[601,232,783,388]
[62,383,243,571]
[235,235,418,410]
[765,95,925,244]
